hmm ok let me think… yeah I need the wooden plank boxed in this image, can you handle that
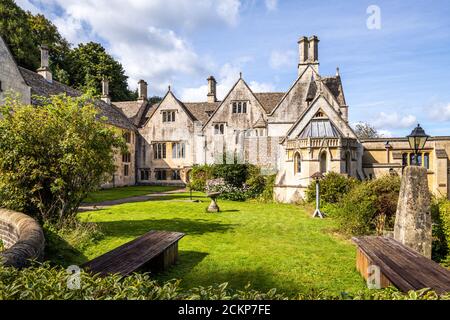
[83,230,184,276]
[353,236,450,293]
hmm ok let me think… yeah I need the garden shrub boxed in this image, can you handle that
[189,165,214,191]
[258,174,276,202]
[334,174,401,236]
[0,263,449,300]
[0,94,126,224]
[190,164,271,201]
[305,172,360,204]
[431,198,450,265]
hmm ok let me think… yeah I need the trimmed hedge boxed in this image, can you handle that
[0,263,449,300]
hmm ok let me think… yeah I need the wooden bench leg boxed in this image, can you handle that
[142,241,180,273]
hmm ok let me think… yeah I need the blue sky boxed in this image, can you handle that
[16,0,450,137]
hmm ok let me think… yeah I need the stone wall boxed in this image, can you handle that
[0,209,45,268]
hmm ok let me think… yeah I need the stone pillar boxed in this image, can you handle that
[394,166,432,258]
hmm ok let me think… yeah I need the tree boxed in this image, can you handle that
[354,122,381,139]
[68,42,135,101]
[0,93,126,224]
[0,0,39,69]
[27,13,71,84]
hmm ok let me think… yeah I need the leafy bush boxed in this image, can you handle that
[0,263,449,300]
[305,172,360,204]
[334,174,401,236]
[189,165,214,191]
[190,164,271,201]
[256,174,276,202]
[0,94,126,224]
[431,198,450,265]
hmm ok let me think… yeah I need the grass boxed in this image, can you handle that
[71,190,368,296]
[83,185,181,203]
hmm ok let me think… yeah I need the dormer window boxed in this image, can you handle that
[162,110,176,122]
[232,101,247,114]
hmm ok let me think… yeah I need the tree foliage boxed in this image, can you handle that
[354,122,381,139]
[0,1,135,100]
[0,94,126,223]
[0,0,39,70]
[67,42,135,101]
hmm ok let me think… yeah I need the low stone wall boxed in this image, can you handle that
[0,208,45,268]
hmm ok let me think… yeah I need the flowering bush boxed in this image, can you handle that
[205,178,248,201]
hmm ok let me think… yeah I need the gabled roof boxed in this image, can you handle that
[253,93,284,113]
[253,114,267,128]
[113,100,151,127]
[201,77,269,130]
[321,75,346,106]
[282,93,357,143]
[18,67,136,131]
[183,102,221,124]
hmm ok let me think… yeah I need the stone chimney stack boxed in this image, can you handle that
[207,76,217,103]
[101,78,111,104]
[137,79,148,102]
[297,35,319,76]
[37,45,52,83]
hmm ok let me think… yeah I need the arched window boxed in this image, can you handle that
[320,151,327,174]
[344,151,351,174]
[294,152,301,174]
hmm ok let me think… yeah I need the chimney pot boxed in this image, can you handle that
[207,76,217,103]
[37,45,52,83]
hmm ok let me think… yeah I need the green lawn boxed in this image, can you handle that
[75,191,367,296]
[83,185,181,203]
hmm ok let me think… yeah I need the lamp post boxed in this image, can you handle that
[407,124,429,166]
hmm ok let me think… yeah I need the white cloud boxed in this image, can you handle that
[372,112,417,129]
[265,0,277,11]
[378,129,393,138]
[269,50,296,69]
[15,0,41,14]
[26,0,242,95]
[429,103,450,121]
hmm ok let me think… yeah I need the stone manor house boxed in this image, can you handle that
[1,35,450,202]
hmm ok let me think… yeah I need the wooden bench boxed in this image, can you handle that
[82,230,184,277]
[353,236,450,294]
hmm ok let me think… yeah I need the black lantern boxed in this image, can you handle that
[407,124,429,166]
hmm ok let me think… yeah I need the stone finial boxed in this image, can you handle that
[394,166,432,258]
[239,72,242,79]
[336,67,340,77]
[37,45,52,83]
[207,76,217,103]
[101,77,111,105]
[137,79,148,102]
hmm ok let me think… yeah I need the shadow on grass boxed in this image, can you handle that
[44,228,89,267]
[95,218,237,238]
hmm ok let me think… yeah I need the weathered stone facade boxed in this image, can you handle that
[0,209,45,268]
[0,36,30,104]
